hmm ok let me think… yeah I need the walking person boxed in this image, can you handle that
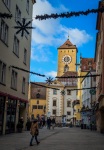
[30,119,40,146]
[51,117,56,130]
[47,117,51,130]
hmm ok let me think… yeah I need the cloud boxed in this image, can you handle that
[45,71,57,78]
[32,0,92,46]
[60,26,92,47]
[31,0,92,62]
[31,45,51,62]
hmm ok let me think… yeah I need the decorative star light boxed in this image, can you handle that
[14,18,35,37]
[45,77,53,85]
[61,90,65,95]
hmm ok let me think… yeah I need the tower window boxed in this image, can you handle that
[64,65,69,72]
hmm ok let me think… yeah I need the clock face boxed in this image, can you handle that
[62,55,72,64]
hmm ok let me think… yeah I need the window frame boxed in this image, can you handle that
[67,89,71,95]
[11,70,17,90]
[53,89,57,95]
[15,5,21,23]
[0,60,6,85]
[23,48,27,64]
[13,35,19,57]
[22,77,25,94]
[52,109,56,115]
[67,111,71,115]
[0,19,8,45]
[53,99,57,106]
[67,101,71,107]
[26,0,29,14]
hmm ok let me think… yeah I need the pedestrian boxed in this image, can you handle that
[30,119,40,146]
[47,117,51,129]
[51,117,56,129]
[26,119,31,131]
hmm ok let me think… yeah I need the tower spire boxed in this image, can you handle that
[68,31,69,40]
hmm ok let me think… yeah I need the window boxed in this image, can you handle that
[32,105,37,109]
[0,19,8,45]
[53,109,56,115]
[67,111,71,115]
[0,61,6,84]
[15,5,21,23]
[13,36,19,57]
[53,100,56,106]
[23,49,27,64]
[67,101,71,107]
[26,0,29,14]
[89,67,92,70]
[38,105,43,109]
[53,89,57,95]
[11,70,17,90]
[22,77,25,94]
[2,0,11,10]
[88,61,92,65]
[37,100,39,104]
[84,80,86,86]
[64,65,69,72]
[67,89,71,95]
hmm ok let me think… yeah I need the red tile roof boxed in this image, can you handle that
[58,39,76,49]
[80,58,96,71]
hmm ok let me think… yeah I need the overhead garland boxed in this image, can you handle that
[31,82,59,90]
[14,18,35,37]
[69,87,97,91]
[45,76,53,85]
[10,66,45,77]
[61,90,66,95]
[56,74,100,78]
[35,7,104,20]
[0,13,12,18]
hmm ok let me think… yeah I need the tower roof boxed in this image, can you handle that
[58,39,76,49]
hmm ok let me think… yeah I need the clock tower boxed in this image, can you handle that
[57,38,77,76]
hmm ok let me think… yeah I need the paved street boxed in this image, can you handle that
[0,127,104,150]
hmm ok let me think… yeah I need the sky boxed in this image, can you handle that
[30,0,100,82]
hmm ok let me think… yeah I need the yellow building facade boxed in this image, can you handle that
[28,82,46,119]
[57,39,77,76]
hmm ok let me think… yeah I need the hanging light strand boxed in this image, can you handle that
[10,66,45,77]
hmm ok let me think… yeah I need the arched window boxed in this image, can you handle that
[64,65,69,72]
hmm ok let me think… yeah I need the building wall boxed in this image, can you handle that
[28,82,46,119]
[95,1,104,133]
[0,0,34,135]
[57,48,77,76]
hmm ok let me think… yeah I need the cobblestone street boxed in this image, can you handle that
[0,127,104,150]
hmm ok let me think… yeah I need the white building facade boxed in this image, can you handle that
[81,71,96,128]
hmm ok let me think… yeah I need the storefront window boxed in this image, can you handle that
[5,99,17,134]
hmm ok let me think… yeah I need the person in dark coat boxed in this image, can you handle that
[51,117,56,129]
[47,117,51,129]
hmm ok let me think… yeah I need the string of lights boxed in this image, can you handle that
[35,7,104,20]
[0,13,12,18]
[56,74,100,78]
[1,7,104,21]
[10,66,45,77]
[69,87,96,91]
